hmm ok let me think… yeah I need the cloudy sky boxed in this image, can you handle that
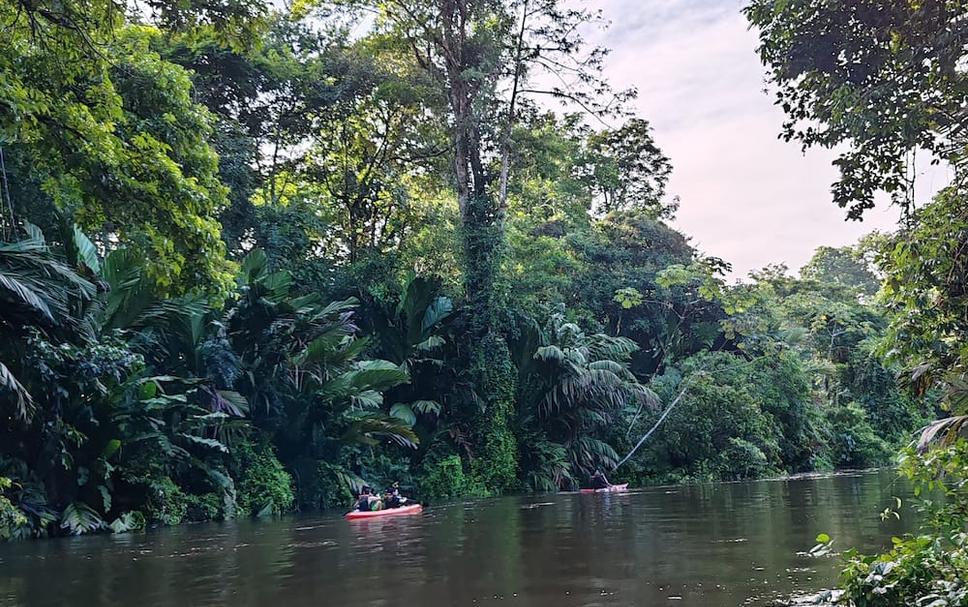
[580,0,952,279]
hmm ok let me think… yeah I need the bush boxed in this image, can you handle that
[184,493,223,522]
[235,442,294,517]
[840,535,967,606]
[634,352,786,481]
[716,438,772,480]
[824,403,891,469]
[144,477,189,526]
[0,477,28,541]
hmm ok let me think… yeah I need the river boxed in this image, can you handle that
[0,469,917,607]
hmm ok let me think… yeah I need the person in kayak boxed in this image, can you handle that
[590,469,612,490]
[384,482,408,509]
[356,486,383,511]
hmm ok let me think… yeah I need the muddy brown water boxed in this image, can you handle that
[0,469,917,607]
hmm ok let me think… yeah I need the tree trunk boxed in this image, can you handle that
[440,0,518,493]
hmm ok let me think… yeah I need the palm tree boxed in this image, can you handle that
[0,230,95,418]
[511,308,657,490]
[226,249,418,502]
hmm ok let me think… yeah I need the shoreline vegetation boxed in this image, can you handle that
[2,0,967,604]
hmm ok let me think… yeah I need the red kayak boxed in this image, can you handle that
[344,503,423,520]
[579,483,629,494]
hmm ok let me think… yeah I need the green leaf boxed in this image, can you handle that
[60,503,105,536]
[109,512,145,534]
[72,225,100,273]
[98,485,112,512]
[411,400,442,416]
[389,403,416,425]
[421,296,453,333]
[102,439,121,459]
[180,434,228,453]
[23,221,45,243]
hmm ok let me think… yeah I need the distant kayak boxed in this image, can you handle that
[344,503,423,520]
[579,483,629,494]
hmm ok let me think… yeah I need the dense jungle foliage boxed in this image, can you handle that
[0,3,958,582]
[748,0,968,603]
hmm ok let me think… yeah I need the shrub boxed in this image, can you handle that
[293,460,355,511]
[144,477,188,526]
[0,477,28,541]
[824,403,891,469]
[839,441,968,605]
[716,438,772,480]
[184,493,223,522]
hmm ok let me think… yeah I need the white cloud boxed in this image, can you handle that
[578,0,950,279]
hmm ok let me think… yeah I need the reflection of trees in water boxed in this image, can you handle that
[0,471,921,607]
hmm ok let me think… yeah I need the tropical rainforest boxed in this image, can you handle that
[0,2,965,601]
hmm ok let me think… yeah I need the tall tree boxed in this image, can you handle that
[322,0,631,491]
[745,0,968,218]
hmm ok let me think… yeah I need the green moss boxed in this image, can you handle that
[418,455,487,500]
[467,332,519,494]
[236,442,294,517]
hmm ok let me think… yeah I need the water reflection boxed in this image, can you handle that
[0,470,916,607]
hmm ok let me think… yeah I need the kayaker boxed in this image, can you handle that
[590,469,611,490]
[384,482,408,509]
[356,486,383,511]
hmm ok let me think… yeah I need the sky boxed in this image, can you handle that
[580,0,952,280]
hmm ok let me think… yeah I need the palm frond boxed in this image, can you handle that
[0,271,55,321]
[71,225,100,274]
[0,360,33,419]
[60,502,105,536]
[342,412,419,449]
[915,416,968,452]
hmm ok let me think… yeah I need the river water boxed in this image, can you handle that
[0,469,917,607]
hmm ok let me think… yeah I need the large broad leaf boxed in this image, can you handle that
[72,225,100,273]
[411,400,442,416]
[211,389,249,417]
[316,297,360,319]
[98,485,112,512]
[415,335,445,352]
[0,272,54,321]
[421,296,453,334]
[109,512,145,534]
[333,467,368,495]
[342,360,410,393]
[23,221,45,243]
[399,277,436,332]
[389,403,416,425]
[534,345,566,362]
[259,270,293,302]
[240,248,268,284]
[351,390,384,409]
[295,330,363,367]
